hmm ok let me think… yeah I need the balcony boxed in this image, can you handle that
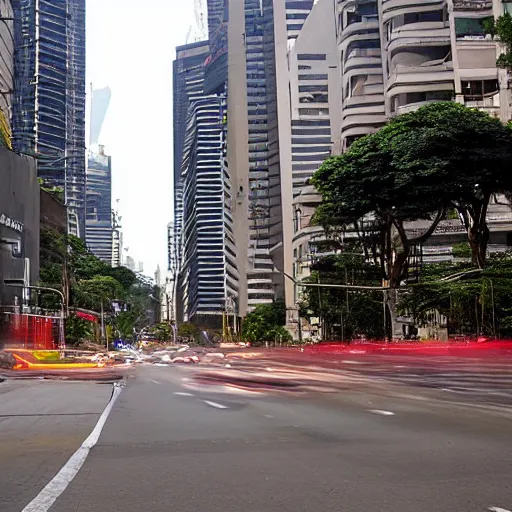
[452,0,492,11]
[396,99,451,115]
[465,100,501,118]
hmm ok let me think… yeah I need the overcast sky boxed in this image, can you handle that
[86,0,195,277]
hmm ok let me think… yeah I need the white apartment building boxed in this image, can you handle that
[288,0,512,338]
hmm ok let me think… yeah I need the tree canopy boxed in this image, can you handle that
[241,300,293,345]
[299,253,385,341]
[38,228,158,344]
[484,12,512,69]
[312,102,512,273]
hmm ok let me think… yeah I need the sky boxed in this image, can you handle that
[86,0,195,277]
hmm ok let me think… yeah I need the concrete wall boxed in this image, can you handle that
[0,147,39,305]
[40,189,67,234]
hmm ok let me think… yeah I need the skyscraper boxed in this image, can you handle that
[172,41,210,277]
[85,146,112,263]
[12,0,87,237]
[89,86,112,146]
[0,0,14,150]
[86,86,113,263]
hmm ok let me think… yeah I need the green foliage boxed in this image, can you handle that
[65,315,93,345]
[452,243,472,259]
[398,256,512,337]
[178,322,199,338]
[114,311,138,340]
[150,323,172,342]
[241,300,292,345]
[312,102,512,271]
[299,253,385,340]
[484,12,512,69]
[39,228,156,343]
[74,276,125,312]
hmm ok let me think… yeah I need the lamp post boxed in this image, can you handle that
[3,281,66,354]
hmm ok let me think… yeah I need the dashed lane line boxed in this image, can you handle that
[204,400,229,409]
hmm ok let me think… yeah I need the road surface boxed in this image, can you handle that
[2,364,512,512]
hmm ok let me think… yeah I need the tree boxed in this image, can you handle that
[383,102,512,268]
[74,276,125,312]
[178,322,199,339]
[299,253,385,340]
[312,103,512,336]
[242,300,293,345]
[39,228,151,344]
[398,255,512,338]
[484,12,512,69]
[150,323,172,342]
[65,314,93,345]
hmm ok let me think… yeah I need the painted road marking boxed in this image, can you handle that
[342,360,363,365]
[488,507,512,512]
[368,409,395,416]
[174,392,194,397]
[265,414,275,418]
[22,383,123,512]
[204,400,229,409]
[150,379,161,385]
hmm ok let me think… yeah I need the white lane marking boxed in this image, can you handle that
[204,400,229,409]
[22,383,123,512]
[150,379,161,385]
[488,507,512,512]
[173,391,194,396]
[342,360,363,365]
[265,414,275,418]
[368,409,395,416]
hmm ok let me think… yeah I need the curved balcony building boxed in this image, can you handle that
[338,0,386,149]
[380,0,455,115]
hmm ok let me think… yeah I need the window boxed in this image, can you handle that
[286,1,313,9]
[298,74,328,80]
[286,12,309,19]
[299,93,328,103]
[298,85,328,92]
[455,17,493,39]
[297,54,326,61]
[462,79,499,99]
[291,119,330,126]
[403,10,443,25]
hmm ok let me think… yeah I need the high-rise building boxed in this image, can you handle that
[178,93,235,326]
[85,146,112,263]
[0,0,14,150]
[288,0,512,337]
[86,85,112,264]
[12,0,87,237]
[172,41,210,276]
[173,33,237,327]
[89,86,111,146]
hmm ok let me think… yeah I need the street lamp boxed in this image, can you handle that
[3,280,66,354]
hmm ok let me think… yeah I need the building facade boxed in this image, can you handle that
[172,41,210,278]
[0,147,39,308]
[0,0,14,150]
[178,93,236,326]
[173,36,237,327]
[85,147,112,263]
[287,0,512,338]
[12,0,87,237]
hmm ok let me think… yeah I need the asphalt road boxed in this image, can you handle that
[3,365,512,512]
